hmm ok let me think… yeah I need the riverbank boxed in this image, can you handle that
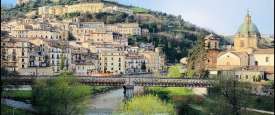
[144,87,274,115]
[1,104,34,115]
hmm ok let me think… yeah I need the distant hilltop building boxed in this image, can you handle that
[205,11,274,81]
[38,3,104,16]
[16,0,31,6]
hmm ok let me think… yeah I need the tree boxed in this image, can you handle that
[205,72,252,115]
[187,35,208,77]
[32,72,91,115]
[60,55,65,70]
[119,95,175,114]
[167,64,182,78]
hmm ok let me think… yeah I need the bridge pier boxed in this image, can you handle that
[123,85,134,100]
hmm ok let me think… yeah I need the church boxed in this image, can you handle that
[205,12,274,81]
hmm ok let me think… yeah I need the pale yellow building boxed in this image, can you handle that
[67,3,104,14]
[99,51,126,74]
[140,47,165,73]
[38,3,104,16]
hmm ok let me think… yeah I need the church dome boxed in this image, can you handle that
[237,12,260,36]
[237,22,260,35]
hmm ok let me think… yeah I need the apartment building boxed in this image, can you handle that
[99,51,126,74]
[1,38,32,71]
[125,54,147,74]
[105,23,141,35]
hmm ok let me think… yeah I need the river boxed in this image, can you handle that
[86,86,144,115]
[86,88,124,114]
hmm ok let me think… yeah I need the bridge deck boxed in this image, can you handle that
[1,76,215,87]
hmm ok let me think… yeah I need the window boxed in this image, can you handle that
[254,61,258,66]
[240,40,244,47]
[207,42,210,48]
[235,75,239,79]
[266,57,270,62]
[22,59,24,62]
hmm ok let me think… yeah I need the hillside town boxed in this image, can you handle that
[1,1,166,76]
[1,0,274,115]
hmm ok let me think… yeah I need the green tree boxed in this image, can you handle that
[32,72,91,115]
[60,55,65,70]
[167,64,182,78]
[187,35,208,77]
[119,95,175,114]
[204,72,252,115]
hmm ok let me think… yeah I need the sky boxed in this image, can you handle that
[1,0,274,35]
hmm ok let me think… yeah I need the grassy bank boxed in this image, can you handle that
[145,87,274,114]
[245,95,274,112]
[2,90,32,102]
[1,104,33,115]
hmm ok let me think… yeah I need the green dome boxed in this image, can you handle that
[237,22,260,35]
[237,13,260,35]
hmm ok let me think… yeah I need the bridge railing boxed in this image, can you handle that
[1,76,216,87]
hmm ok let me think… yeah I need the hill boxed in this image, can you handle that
[1,0,227,63]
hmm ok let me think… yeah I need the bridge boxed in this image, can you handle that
[1,75,216,99]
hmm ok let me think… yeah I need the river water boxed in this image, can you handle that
[86,88,124,115]
[86,86,144,115]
